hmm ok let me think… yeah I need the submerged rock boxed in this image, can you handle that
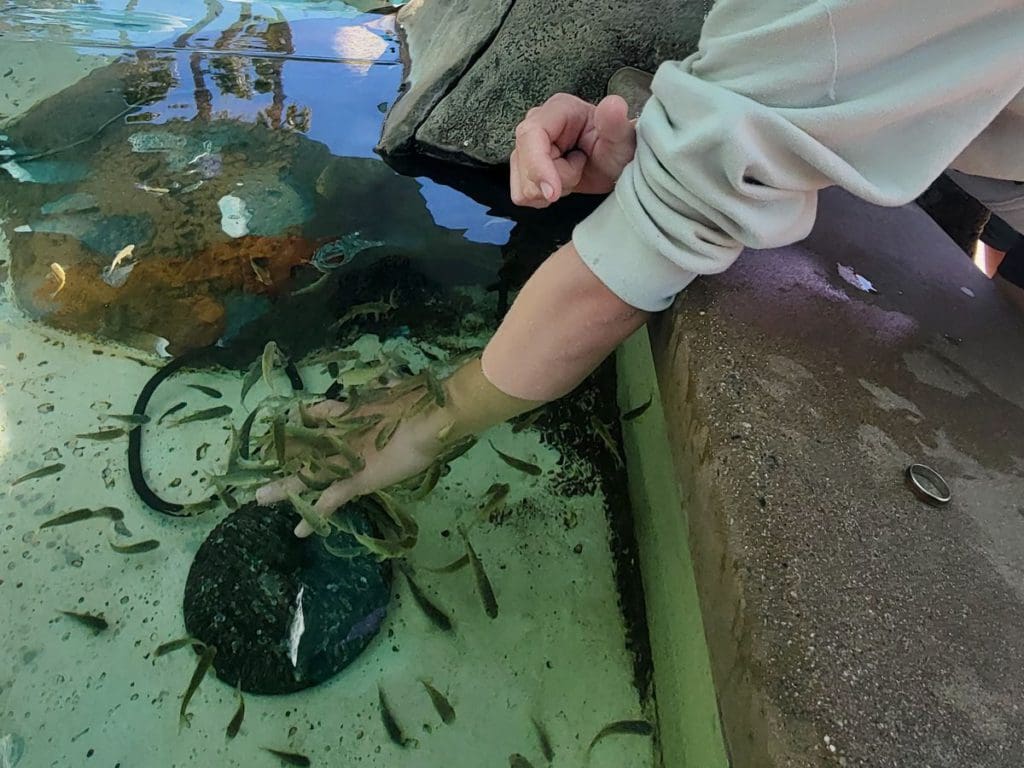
[183,500,391,695]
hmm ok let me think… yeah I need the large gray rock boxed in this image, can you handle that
[376,0,514,158]
[379,0,708,166]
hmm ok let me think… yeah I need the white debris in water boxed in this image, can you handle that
[836,262,878,293]
[13,225,31,233]
[218,194,252,238]
[960,286,976,298]
[288,586,306,668]
[1,160,32,183]
[0,149,15,157]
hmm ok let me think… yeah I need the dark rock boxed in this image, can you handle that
[376,0,514,158]
[380,0,707,166]
[183,500,391,695]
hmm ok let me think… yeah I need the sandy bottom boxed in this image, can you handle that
[0,41,653,768]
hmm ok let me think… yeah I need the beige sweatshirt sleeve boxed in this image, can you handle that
[573,0,1024,312]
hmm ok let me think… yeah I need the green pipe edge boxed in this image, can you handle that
[617,327,730,768]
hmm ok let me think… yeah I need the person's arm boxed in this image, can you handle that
[482,242,648,401]
[568,0,1024,312]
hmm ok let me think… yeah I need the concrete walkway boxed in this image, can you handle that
[651,188,1024,767]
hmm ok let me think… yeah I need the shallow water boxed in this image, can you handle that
[0,3,654,767]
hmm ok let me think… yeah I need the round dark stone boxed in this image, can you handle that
[183,500,391,695]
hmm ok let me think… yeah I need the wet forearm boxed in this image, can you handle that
[481,242,649,403]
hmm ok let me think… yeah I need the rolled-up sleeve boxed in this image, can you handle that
[574,0,1024,311]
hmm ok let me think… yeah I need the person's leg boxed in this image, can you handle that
[946,170,1024,314]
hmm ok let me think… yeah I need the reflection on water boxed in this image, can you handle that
[0,0,514,357]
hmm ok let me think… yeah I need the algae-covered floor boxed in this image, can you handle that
[0,12,653,768]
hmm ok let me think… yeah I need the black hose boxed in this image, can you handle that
[128,344,305,516]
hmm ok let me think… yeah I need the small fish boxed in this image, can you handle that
[378,685,410,748]
[226,685,245,739]
[171,405,233,426]
[589,415,624,468]
[374,418,400,451]
[109,538,160,554]
[322,539,365,559]
[239,360,261,404]
[459,525,498,619]
[261,748,311,766]
[587,719,654,753]
[186,384,222,399]
[157,401,187,425]
[436,420,455,442]
[288,492,330,537]
[179,644,217,730]
[102,244,137,288]
[273,414,287,466]
[195,442,211,461]
[292,272,330,296]
[510,755,535,768]
[261,341,280,395]
[109,244,135,271]
[400,566,453,632]
[532,717,554,762]
[512,409,543,434]
[12,463,64,485]
[479,482,510,521]
[438,436,477,465]
[420,679,456,724]
[40,506,123,529]
[135,182,169,195]
[425,368,446,407]
[250,257,273,286]
[154,636,205,657]
[622,396,652,421]
[412,462,441,500]
[104,413,150,426]
[48,262,66,298]
[58,610,108,632]
[75,428,126,440]
[489,442,542,476]
[423,554,469,574]
[297,400,319,428]
[237,407,261,460]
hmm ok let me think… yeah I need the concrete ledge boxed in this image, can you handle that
[650,188,1024,767]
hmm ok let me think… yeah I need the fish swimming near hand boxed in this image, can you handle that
[186,384,222,399]
[489,442,542,476]
[76,428,126,440]
[587,719,654,754]
[12,463,64,485]
[622,396,652,421]
[58,610,109,633]
[109,538,160,554]
[154,636,205,657]
[532,716,554,762]
[419,679,456,724]
[378,685,411,747]
[179,643,217,730]
[171,405,233,426]
[158,401,187,425]
[458,525,498,619]
[589,415,624,468]
[226,685,245,739]
[40,506,123,529]
[400,566,453,633]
